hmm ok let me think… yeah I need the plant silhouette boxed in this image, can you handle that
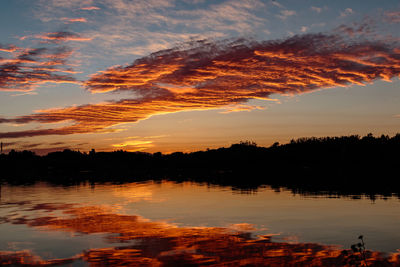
[348,235,368,266]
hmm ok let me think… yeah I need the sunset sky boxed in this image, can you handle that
[1,0,399,154]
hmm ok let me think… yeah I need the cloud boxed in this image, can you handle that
[0,44,78,92]
[300,26,308,33]
[10,91,38,97]
[0,44,18,53]
[220,104,266,114]
[19,143,42,149]
[385,11,400,23]
[1,32,399,138]
[0,141,18,147]
[80,6,100,10]
[38,0,268,58]
[270,1,284,9]
[335,20,374,37]
[340,8,354,17]
[34,31,92,43]
[277,10,296,20]
[311,6,322,13]
[159,0,266,34]
[61,17,88,23]
[0,139,89,154]
[111,139,154,151]
[49,141,67,146]
[28,0,272,72]
[0,140,81,154]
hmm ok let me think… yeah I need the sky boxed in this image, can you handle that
[0,0,399,154]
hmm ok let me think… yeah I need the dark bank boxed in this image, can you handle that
[1,133,400,199]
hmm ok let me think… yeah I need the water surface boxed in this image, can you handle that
[1,181,399,266]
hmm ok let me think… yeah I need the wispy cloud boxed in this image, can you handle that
[220,104,266,114]
[111,139,154,151]
[175,0,266,33]
[10,91,38,97]
[340,8,354,17]
[1,31,399,138]
[0,139,89,154]
[0,42,78,92]
[61,17,88,23]
[335,19,374,37]
[277,10,296,20]
[0,141,18,147]
[0,44,19,53]
[34,31,92,43]
[270,1,284,9]
[385,11,400,23]
[80,6,100,10]
[310,6,322,13]
[35,0,268,59]
[300,26,308,32]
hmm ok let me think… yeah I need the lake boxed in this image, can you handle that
[1,180,399,266]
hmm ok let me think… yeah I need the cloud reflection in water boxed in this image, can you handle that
[1,202,400,266]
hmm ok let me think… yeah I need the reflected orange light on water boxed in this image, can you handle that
[1,203,399,266]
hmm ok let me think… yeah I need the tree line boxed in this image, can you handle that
[1,133,400,198]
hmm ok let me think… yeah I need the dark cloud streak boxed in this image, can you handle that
[35,31,92,43]
[0,41,78,92]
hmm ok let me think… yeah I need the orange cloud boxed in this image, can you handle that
[80,6,100,10]
[111,139,155,152]
[0,44,18,53]
[1,33,399,138]
[84,34,400,95]
[61,17,88,23]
